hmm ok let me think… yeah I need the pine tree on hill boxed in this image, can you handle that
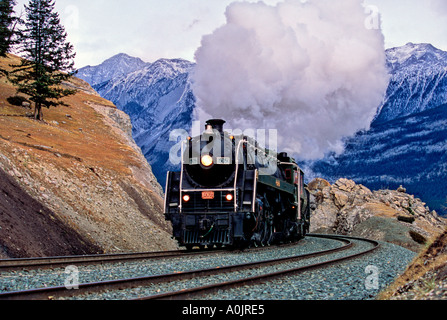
[8,0,76,120]
[0,0,17,57]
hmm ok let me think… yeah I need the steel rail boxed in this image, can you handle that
[0,241,301,271]
[0,249,223,271]
[136,234,380,300]
[0,235,352,300]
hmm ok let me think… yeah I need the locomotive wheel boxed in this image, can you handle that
[250,233,262,248]
[250,220,274,247]
[262,220,273,246]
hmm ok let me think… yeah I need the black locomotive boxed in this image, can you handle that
[164,119,311,249]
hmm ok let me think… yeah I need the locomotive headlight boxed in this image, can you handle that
[201,155,214,167]
[183,195,191,202]
[225,194,234,201]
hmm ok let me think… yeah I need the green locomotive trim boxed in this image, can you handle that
[257,174,296,195]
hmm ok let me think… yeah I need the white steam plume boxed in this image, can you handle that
[191,0,389,159]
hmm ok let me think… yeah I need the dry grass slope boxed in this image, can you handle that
[0,54,177,258]
[379,229,447,300]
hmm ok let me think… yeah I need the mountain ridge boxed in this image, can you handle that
[77,43,447,213]
[307,102,447,214]
[373,43,447,125]
[77,53,148,87]
[79,55,196,185]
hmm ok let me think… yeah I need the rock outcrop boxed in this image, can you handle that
[309,178,446,252]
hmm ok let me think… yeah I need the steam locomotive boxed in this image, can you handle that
[164,119,311,249]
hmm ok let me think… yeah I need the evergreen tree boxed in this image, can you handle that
[8,0,76,120]
[0,0,16,57]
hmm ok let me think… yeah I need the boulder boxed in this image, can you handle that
[332,190,349,209]
[308,178,331,191]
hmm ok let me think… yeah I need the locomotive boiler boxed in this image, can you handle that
[164,119,311,249]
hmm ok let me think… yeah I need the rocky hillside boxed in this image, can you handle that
[77,54,197,187]
[309,178,446,253]
[0,54,178,259]
[380,230,447,300]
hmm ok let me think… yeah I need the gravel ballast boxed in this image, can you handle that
[0,237,416,300]
[198,241,416,300]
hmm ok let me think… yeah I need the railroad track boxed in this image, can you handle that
[0,242,298,271]
[0,234,379,300]
[0,248,220,271]
[136,234,380,300]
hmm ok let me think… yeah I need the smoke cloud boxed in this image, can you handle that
[191,0,389,159]
[430,0,447,14]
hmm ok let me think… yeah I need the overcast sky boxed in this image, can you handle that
[14,0,447,68]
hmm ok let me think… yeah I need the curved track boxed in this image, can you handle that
[136,234,379,300]
[0,249,220,271]
[0,234,379,300]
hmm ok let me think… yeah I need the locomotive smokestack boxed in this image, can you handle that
[205,119,226,134]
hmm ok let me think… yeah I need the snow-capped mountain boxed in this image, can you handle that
[78,55,196,185]
[373,43,447,125]
[78,53,148,87]
[307,103,447,214]
[77,43,447,214]
[308,43,447,214]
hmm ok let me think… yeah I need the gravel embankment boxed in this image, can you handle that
[199,241,416,300]
[0,238,340,293]
[0,237,416,300]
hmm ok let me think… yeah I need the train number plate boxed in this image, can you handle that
[202,191,215,200]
